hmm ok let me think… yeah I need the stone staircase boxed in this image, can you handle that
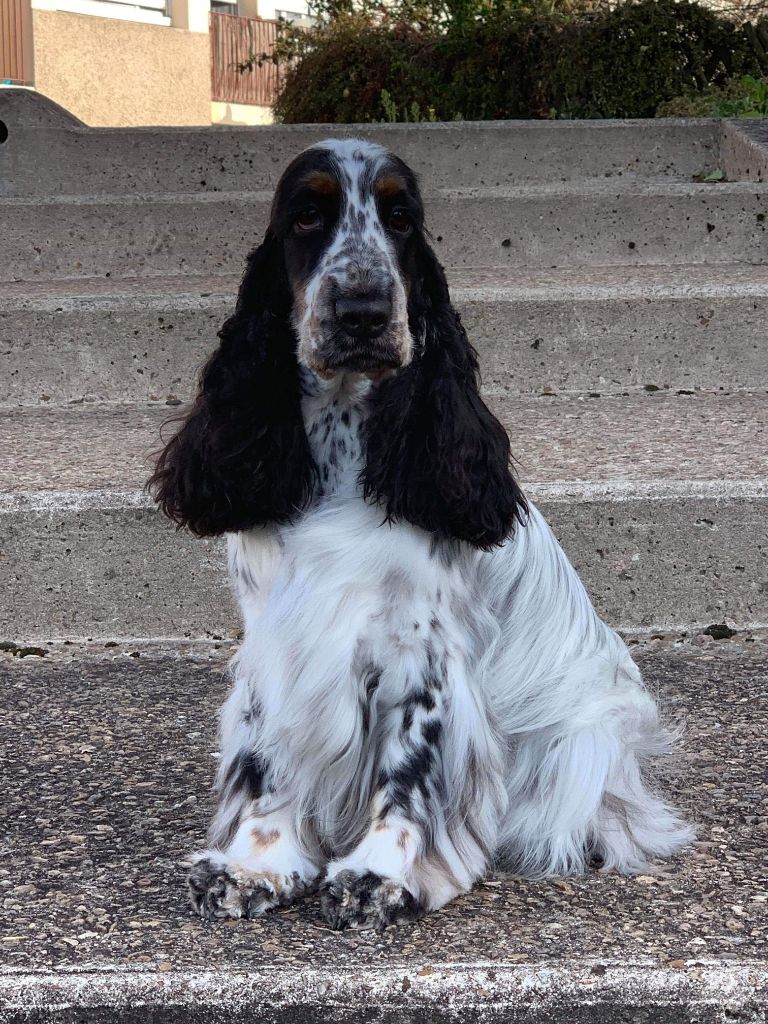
[0,89,766,1022]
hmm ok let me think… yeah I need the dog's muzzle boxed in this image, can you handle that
[324,293,402,373]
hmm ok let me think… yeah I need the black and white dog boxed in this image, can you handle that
[150,139,692,930]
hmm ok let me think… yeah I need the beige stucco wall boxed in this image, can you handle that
[32,8,210,126]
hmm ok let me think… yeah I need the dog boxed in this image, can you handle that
[149,138,693,930]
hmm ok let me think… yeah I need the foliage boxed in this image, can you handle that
[659,72,768,115]
[244,0,768,122]
[545,1,765,117]
[715,73,768,113]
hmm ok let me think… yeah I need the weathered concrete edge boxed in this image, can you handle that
[0,92,720,135]
[6,628,768,659]
[0,962,765,1019]
[722,119,768,183]
[2,479,766,514]
[0,86,84,128]
[3,179,767,206]
[5,278,768,312]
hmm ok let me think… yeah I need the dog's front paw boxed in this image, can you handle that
[188,853,307,922]
[319,869,423,931]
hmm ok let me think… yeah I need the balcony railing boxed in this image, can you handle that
[210,11,279,108]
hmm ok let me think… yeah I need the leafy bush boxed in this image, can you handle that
[258,0,768,122]
[546,1,765,117]
[658,73,768,115]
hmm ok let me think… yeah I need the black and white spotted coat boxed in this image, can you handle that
[154,140,693,930]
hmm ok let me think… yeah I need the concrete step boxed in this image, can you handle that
[3,266,768,406]
[2,394,766,640]
[0,637,765,1022]
[0,113,723,197]
[2,182,767,282]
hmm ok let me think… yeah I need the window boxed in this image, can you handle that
[275,8,316,26]
[32,0,171,25]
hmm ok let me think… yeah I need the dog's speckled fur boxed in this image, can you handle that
[150,140,693,931]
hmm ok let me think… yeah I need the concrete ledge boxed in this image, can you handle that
[3,267,768,405]
[0,117,722,197]
[1,396,766,637]
[0,963,765,1023]
[2,183,766,280]
[0,86,84,128]
[3,484,767,639]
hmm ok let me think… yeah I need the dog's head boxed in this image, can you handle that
[149,139,527,547]
[277,139,419,378]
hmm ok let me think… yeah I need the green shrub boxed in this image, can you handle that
[658,73,768,115]
[263,0,768,122]
[546,1,764,117]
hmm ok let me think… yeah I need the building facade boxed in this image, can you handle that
[0,0,305,125]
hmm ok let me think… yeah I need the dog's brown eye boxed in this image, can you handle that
[295,207,322,232]
[389,208,412,234]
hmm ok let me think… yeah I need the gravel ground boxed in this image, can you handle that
[0,634,765,1021]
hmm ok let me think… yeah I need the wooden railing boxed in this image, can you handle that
[210,12,279,108]
[0,0,32,84]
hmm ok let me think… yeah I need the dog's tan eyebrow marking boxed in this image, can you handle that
[304,171,339,196]
[375,174,407,199]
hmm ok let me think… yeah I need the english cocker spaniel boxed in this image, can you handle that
[150,139,692,930]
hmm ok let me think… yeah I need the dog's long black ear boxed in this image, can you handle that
[362,236,527,549]
[148,229,315,536]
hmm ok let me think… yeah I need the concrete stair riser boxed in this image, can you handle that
[3,487,766,640]
[0,119,723,197]
[2,184,767,282]
[721,118,768,183]
[4,394,765,493]
[3,288,767,406]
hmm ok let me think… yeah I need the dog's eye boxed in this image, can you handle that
[389,207,412,234]
[295,206,323,233]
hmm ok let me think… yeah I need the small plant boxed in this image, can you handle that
[380,88,438,122]
[709,74,768,115]
[658,74,768,117]
[692,167,727,182]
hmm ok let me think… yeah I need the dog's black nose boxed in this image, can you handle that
[336,296,391,339]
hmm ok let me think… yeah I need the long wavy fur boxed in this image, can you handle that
[161,142,692,929]
[362,234,528,548]
[148,230,316,537]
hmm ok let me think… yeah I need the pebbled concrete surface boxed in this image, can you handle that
[0,637,765,1022]
[0,113,722,197]
[2,484,767,640]
[1,183,766,282]
[1,396,767,638]
[2,394,767,492]
[3,266,768,406]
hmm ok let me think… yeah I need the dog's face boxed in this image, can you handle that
[150,138,527,546]
[271,139,422,379]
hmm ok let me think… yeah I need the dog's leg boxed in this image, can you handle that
[188,728,322,922]
[320,652,505,930]
[188,679,323,921]
[188,801,321,922]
